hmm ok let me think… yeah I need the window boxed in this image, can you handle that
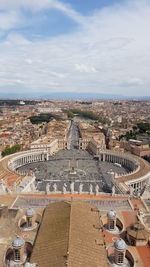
[131,240,135,246]
[15,250,20,261]
[118,252,124,264]
[27,218,32,227]
[110,220,115,230]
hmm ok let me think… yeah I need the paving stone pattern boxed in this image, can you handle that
[17,150,128,194]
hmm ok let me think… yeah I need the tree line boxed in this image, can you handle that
[119,122,150,141]
[29,113,54,124]
[67,109,108,124]
[1,144,21,157]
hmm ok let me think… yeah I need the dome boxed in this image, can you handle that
[107,210,116,219]
[26,208,35,217]
[127,223,150,243]
[12,236,25,248]
[114,239,127,251]
[133,223,145,231]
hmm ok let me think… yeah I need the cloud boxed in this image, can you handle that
[49,1,85,25]
[24,58,33,64]
[0,77,24,85]
[127,78,143,85]
[6,33,31,45]
[0,0,85,25]
[0,0,150,96]
[0,0,60,10]
[0,10,23,30]
[121,78,144,87]
[50,71,67,78]
[75,64,97,73]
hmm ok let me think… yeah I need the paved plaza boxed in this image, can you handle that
[17,122,129,195]
[17,149,129,194]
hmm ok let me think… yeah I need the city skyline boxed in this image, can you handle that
[0,0,150,96]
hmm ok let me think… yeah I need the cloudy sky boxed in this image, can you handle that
[0,0,150,97]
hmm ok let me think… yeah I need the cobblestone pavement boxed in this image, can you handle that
[17,149,128,194]
[17,122,128,194]
[67,121,80,149]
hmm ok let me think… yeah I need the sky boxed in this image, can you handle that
[0,0,150,97]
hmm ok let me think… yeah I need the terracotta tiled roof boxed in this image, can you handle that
[30,201,71,267]
[30,201,109,267]
[0,156,22,186]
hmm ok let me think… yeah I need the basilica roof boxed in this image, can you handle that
[30,201,109,267]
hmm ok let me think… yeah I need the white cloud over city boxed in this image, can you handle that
[0,0,150,96]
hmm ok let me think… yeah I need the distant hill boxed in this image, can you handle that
[0,92,150,100]
[40,92,123,100]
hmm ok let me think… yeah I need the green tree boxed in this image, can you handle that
[29,113,54,124]
[2,144,21,157]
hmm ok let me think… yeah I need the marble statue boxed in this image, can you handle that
[70,182,74,194]
[46,183,50,194]
[112,185,115,196]
[138,209,144,216]
[89,184,93,195]
[79,183,83,194]
[53,183,57,193]
[95,184,99,196]
[63,183,67,194]
[0,179,7,194]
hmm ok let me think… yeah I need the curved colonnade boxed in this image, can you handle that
[0,148,150,194]
[0,150,48,187]
[98,151,150,193]
[8,150,48,174]
[98,151,139,173]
